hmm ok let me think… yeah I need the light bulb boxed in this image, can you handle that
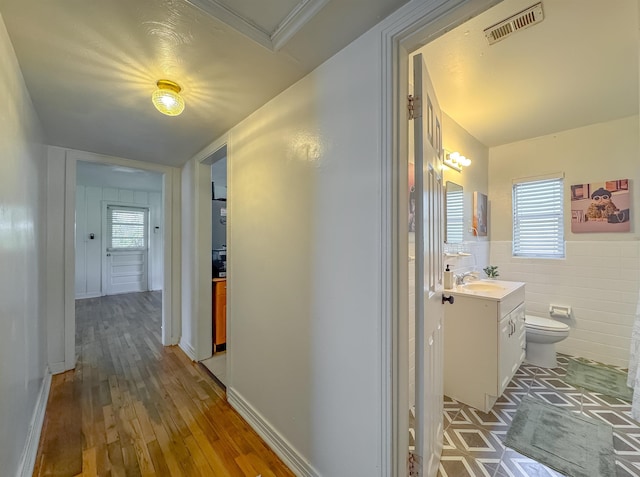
[152,80,185,116]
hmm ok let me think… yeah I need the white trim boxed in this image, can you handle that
[379,1,504,475]
[75,292,102,300]
[179,338,197,361]
[63,148,179,365]
[271,0,330,50]
[185,0,272,49]
[184,0,328,51]
[48,361,66,375]
[195,138,228,366]
[227,387,319,477]
[17,370,52,477]
[64,155,77,371]
[512,171,565,184]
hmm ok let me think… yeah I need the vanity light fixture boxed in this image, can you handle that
[152,79,185,116]
[444,151,471,172]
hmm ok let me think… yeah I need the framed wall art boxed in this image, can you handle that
[473,191,488,236]
[570,178,630,233]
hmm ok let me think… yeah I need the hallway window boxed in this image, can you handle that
[107,206,147,250]
[512,176,564,258]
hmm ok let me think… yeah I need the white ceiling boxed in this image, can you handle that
[420,0,639,148]
[1,0,636,169]
[77,161,163,191]
[0,0,408,167]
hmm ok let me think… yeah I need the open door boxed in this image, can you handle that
[411,52,445,477]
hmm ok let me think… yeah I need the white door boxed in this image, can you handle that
[412,53,445,477]
[105,206,149,295]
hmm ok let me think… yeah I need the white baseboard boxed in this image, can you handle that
[75,292,101,300]
[178,338,196,361]
[17,369,52,477]
[227,387,319,477]
[48,361,66,375]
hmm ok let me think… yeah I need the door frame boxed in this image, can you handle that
[195,140,228,363]
[63,149,180,372]
[381,1,501,474]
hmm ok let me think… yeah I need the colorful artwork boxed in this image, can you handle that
[473,191,488,237]
[570,179,630,233]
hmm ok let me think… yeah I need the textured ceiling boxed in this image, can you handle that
[2,0,635,168]
[77,161,163,191]
[0,0,408,167]
[420,0,639,148]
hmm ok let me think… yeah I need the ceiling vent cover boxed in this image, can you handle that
[484,2,544,45]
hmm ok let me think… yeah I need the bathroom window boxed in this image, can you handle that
[512,176,565,258]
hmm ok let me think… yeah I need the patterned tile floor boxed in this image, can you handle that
[413,354,640,476]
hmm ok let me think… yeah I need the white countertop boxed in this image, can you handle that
[444,279,525,301]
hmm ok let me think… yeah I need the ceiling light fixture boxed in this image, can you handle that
[444,151,471,172]
[152,79,185,116]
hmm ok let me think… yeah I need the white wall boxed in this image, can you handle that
[0,12,49,477]
[184,20,388,476]
[441,112,491,274]
[488,116,640,366]
[75,185,163,298]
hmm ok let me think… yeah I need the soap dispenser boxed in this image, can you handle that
[444,264,454,289]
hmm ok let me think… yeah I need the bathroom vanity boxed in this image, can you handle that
[444,280,525,412]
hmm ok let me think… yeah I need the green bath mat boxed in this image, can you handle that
[505,395,615,477]
[566,359,633,401]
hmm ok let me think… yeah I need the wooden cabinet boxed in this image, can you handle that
[444,282,525,412]
[212,278,226,351]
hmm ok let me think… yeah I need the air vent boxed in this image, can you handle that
[484,2,544,45]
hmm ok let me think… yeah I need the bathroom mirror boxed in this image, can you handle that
[445,181,464,243]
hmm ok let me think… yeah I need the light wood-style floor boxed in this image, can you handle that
[33,291,294,477]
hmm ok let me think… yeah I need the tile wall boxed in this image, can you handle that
[444,240,491,279]
[490,241,640,367]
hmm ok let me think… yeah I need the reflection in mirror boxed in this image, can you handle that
[445,181,464,243]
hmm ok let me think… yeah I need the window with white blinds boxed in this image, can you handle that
[512,177,564,258]
[107,206,147,250]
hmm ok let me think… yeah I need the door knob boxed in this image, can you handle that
[106,253,111,257]
[442,295,455,305]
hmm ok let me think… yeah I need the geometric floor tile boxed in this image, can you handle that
[438,455,495,477]
[452,429,497,453]
[431,353,640,477]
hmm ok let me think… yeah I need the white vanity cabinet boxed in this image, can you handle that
[498,302,525,394]
[444,281,525,413]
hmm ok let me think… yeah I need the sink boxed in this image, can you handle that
[460,281,506,292]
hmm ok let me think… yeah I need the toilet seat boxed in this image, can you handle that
[525,314,569,332]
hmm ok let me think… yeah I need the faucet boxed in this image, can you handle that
[455,271,478,285]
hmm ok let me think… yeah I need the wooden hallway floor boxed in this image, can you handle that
[33,291,294,477]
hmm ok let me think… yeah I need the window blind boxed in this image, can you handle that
[512,177,564,258]
[107,206,147,250]
[445,188,464,243]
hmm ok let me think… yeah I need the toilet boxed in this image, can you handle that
[524,314,570,368]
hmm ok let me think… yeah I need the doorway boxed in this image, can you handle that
[75,161,163,298]
[382,1,502,475]
[61,150,176,374]
[200,144,228,386]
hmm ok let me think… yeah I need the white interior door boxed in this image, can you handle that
[105,205,149,295]
[412,52,444,477]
